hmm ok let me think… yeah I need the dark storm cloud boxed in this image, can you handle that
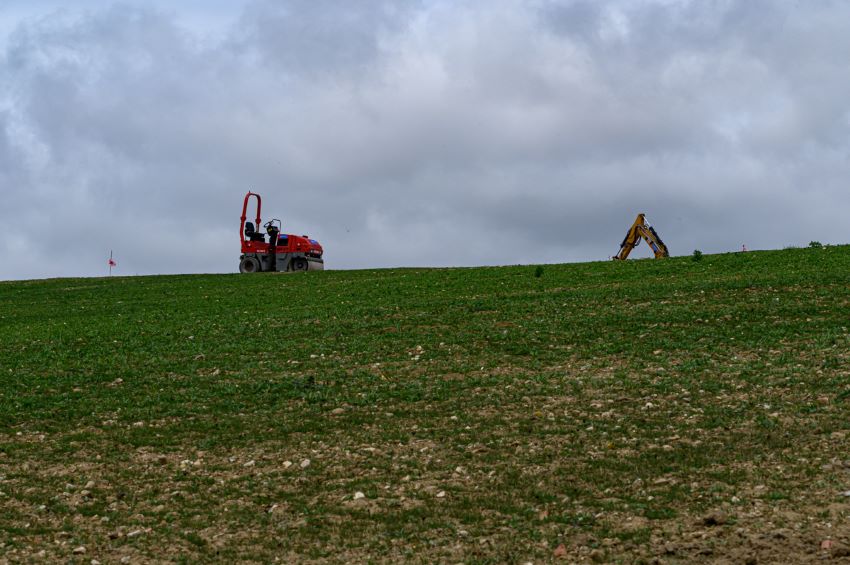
[1,0,850,280]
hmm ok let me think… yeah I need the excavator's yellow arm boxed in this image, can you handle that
[613,213,670,260]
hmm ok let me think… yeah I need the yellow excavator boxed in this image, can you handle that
[613,213,670,260]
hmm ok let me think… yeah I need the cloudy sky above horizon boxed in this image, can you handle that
[1,0,849,280]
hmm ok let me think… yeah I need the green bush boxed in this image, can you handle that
[809,241,823,249]
[534,265,545,278]
[692,249,703,262]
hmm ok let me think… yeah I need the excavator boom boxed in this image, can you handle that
[613,213,670,260]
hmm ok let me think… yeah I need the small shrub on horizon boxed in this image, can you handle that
[534,265,545,278]
[809,241,823,249]
[692,249,703,262]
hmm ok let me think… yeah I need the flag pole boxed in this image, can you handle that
[109,250,113,276]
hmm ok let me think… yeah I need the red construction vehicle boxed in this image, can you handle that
[239,191,324,273]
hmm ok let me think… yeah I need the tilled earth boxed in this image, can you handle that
[2,248,850,563]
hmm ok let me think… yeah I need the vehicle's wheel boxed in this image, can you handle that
[239,256,261,273]
[291,258,308,272]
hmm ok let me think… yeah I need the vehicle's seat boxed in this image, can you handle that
[245,222,265,242]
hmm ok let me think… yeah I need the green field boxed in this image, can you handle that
[1,248,849,563]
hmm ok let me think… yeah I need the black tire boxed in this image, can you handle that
[291,258,308,272]
[239,256,261,273]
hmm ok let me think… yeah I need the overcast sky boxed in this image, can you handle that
[1,0,849,280]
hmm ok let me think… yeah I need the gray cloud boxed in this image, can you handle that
[235,0,422,76]
[1,0,849,280]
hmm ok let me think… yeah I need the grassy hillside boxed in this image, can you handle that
[1,248,849,563]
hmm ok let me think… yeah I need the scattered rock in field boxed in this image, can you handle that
[243,460,255,468]
[300,459,311,469]
[132,421,145,428]
[109,378,123,387]
[553,543,567,558]
[331,407,345,415]
[210,368,221,377]
[821,539,834,550]
[193,353,205,360]
[589,548,606,562]
[127,528,148,538]
[85,481,95,489]
[436,491,446,498]
[120,557,131,564]
[841,490,850,497]
[72,546,86,555]
[702,511,728,526]
[91,560,101,565]
[353,491,366,500]
[282,461,293,469]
